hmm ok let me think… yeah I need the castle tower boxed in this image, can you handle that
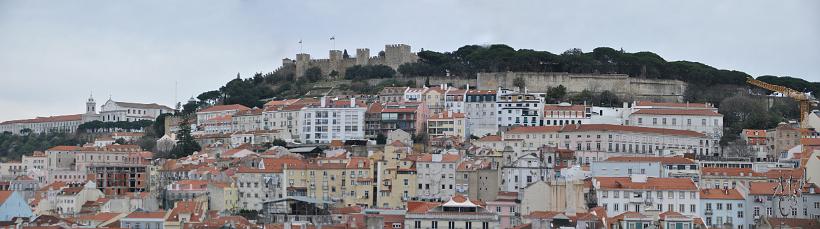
[86,93,96,114]
[384,44,415,69]
[356,48,370,66]
[295,53,311,78]
[329,50,343,78]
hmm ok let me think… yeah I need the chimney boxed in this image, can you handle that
[321,96,327,107]
[350,98,356,108]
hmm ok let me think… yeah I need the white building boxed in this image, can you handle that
[497,92,544,128]
[465,90,499,137]
[591,156,699,179]
[299,98,366,144]
[444,88,467,113]
[594,175,700,217]
[98,98,174,122]
[415,153,460,201]
[558,124,719,162]
[745,182,820,229]
[0,114,84,135]
[501,153,551,192]
[195,104,251,131]
[404,87,428,103]
[232,108,264,132]
[263,101,309,141]
[626,109,723,138]
[699,188,747,229]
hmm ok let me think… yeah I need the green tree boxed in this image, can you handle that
[547,85,567,100]
[197,90,221,105]
[114,138,126,145]
[513,76,526,91]
[169,118,200,159]
[305,67,323,82]
[375,133,387,145]
[271,139,287,147]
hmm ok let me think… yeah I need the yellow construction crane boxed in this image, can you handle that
[746,78,816,127]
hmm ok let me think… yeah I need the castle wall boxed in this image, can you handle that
[476,72,687,102]
[291,44,417,79]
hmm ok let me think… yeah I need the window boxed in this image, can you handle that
[448,221,455,229]
[432,221,438,229]
[414,221,421,228]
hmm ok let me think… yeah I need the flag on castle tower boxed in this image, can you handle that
[298,39,302,44]
[330,36,335,40]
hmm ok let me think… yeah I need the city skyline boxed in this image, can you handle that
[1,0,818,121]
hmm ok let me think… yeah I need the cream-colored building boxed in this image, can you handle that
[427,111,467,141]
[285,156,374,207]
[376,141,418,209]
[519,179,590,215]
[207,182,238,213]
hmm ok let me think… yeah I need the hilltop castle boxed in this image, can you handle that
[282,44,418,79]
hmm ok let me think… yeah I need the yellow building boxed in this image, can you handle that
[285,156,374,207]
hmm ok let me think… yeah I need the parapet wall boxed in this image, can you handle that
[477,72,687,102]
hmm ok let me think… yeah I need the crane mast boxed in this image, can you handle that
[746,78,815,127]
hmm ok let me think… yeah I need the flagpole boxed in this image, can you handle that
[298,39,303,53]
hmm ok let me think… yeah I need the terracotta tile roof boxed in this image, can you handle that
[595,177,697,190]
[198,104,250,113]
[47,146,83,151]
[603,156,695,164]
[456,159,491,171]
[124,211,167,219]
[366,102,384,113]
[74,212,122,222]
[763,168,804,180]
[466,90,496,95]
[476,135,502,141]
[330,206,362,214]
[743,129,767,138]
[234,108,263,116]
[632,109,721,116]
[1,114,83,124]
[237,156,306,173]
[766,218,820,229]
[800,138,820,146]
[0,191,12,204]
[700,188,744,200]
[562,124,706,137]
[264,99,300,108]
[635,101,711,108]
[701,167,763,177]
[543,104,587,111]
[406,201,441,214]
[506,126,562,134]
[526,211,563,219]
[167,201,205,222]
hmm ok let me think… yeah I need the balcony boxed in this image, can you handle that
[704,209,713,216]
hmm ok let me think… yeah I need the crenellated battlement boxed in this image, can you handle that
[291,44,417,79]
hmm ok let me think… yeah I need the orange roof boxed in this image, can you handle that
[406,201,441,214]
[47,146,83,151]
[0,191,12,204]
[595,177,697,190]
[526,211,563,219]
[477,135,502,141]
[198,104,250,113]
[74,212,122,222]
[763,168,804,180]
[544,104,587,111]
[766,218,820,229]
[635,101,711,108]
[701,167,762,177]
[632,109,721,116]
[466,90,496,95]
[366,102,384,113]
[125,211,167,219]
[1,114,83,124]
[700,188,744,200]
[800,138,820,146]
[603,156,695,164]
[264,99,300,108]
[743,129,767,138]
[506,126,562,134]
[562,124,706,137]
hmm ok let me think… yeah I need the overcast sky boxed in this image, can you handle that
[1,0,818,121]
